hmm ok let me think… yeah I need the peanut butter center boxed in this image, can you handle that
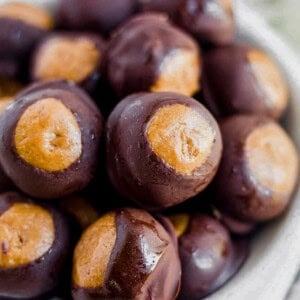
[0,203,55,268]
[73,212,117,288]
[147,104,215,175]
[0,3,53,30]
[14,98,82,172]
[35,38,100,83]
[245,123,298,194]
[150,49,200,97]
[168,214,190,238]
[248,50,288,114]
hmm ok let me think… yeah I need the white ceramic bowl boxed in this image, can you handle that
[1,1,300,299]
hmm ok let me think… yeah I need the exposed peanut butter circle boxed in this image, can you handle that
[61,197,100,229]
[35,38,100,83]
[14,98,82,172]
[150,49,200,97]
[0,203,55,268]
[168,214,190,238]
[73,212,117,288]
[248,50,288,113]
[245,123,298,194]
[0,3,53,30]
[147,104,215,175]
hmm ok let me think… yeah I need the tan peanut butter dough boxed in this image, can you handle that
[73,212,117,288]
[147,104,215,175]
[0,203,55,268]
[14,98,82,172]
[34,38,100,83]
[150,49,200,97]
[248,50,288,115]
[168,214,190,238]
[0,3,53,30]
[245,122,298,195]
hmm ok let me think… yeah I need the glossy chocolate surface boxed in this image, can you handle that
[214,115,298,222]
[0,191,71,299]
[104,13,200,98]
[177,0,235,45]
[58,0,137,36]
[0,17,47,59]
[177,214,248,299]
[106,92,222,210]
[202,44,288,119]
[138,0,180,18]
[72,208,181,299]
[0,86,103,199]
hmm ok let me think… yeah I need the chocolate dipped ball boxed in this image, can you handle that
[106,92,222,210]
[177,0,235,46]
[0,191,71,299]
[72,208,181,299]
[0,59,20,78]
[215,115,299,223]
[0,2,53,59]
[58,0,137,36]
[138,0,180,18]
[104,13,201,98]
[169,213,249,299]
[202,44,289,119]
[31,33,106,93]
[0,84,103,199]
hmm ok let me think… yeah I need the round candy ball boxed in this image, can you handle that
[106,92,222,210]
[215,115,299,222]
[0,83,103,199]
[202,44,289,119]
[104,13,201,98]
[0,191,71,299]
[72,208,181,299]
[169,213,249,299]
[176,0,235,46]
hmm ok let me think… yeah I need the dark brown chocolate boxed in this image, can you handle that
[202,44,289,119]
[0,85,103,199]
[106,92,222,210]
[176,214,248,299]
[31,33,106,93]
[57,0,137,36]
[72,208,181,299]
[214,115,299,222]
[104,13,201,98]
[0,191,71,299]
[176,0,235,46]
[138,0,180,18]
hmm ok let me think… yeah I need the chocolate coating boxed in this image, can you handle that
[0,191,71,299]
[138,0,180,18]
[72,208,181,299]
[31,33,106,93]
[214,115,299,222]
[104,13,201,98]
[202,44,289,119]
[0,85,103,199]
[0,2,52,60]
[177,0,235,46]
[106,92,222,210]
[58,0,137,36]
[0,59,20,78]
[177,214,248,299]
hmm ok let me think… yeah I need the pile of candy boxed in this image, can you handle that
[0,1,298,299]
